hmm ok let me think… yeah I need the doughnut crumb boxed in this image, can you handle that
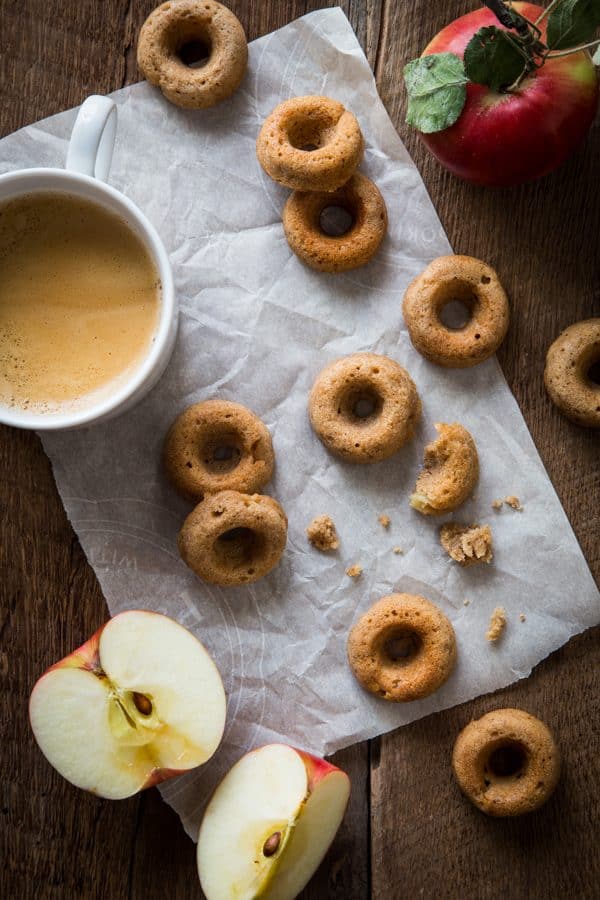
[519,613,527,622]
[491,498,504,510]
[346,564,363,578]
[486,607,507,642]
[505,495,523,511]
[393,546,404,555]
[306,515,339,552]
[378,514,391,529]
[440,523,493,567]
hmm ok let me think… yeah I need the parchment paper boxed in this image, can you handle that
[2,8,598,840]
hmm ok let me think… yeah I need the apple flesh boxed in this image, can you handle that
[197,743,350,900]
[421,2,599,186]
[29,610,226,799]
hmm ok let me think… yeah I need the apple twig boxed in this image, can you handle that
[547,36,600,56]
[534,0,563,27]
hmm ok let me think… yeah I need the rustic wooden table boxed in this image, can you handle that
[1,2,599,898]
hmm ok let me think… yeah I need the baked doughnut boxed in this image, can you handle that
[256,96,364,192]
[544,319,600,428]
[410,423,478,515]
[283,173,387,273]
[403,256,509,368]
[164,400,274,502]
[347,594,456,702]
[309,352,421,463]
[178,490,287,585]
[137,0,247,109]
[452,708,561,817]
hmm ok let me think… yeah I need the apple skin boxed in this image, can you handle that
[420,2,599,186]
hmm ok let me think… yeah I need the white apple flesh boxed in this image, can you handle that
[29,610,226,799]
[197,743,350,900]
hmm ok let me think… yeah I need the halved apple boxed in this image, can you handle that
[197,743,350,900]
[29,610,226,799]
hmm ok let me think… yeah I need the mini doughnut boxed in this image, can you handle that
[178,490,287,585]
[256,96,364,192]
[309,352,421,464]
[452,708,561,817]
[282,173,387,273]
[410,423,478,516]
[403,256,509,368]
[163,400,274,502]
[544,319,600,428]
[347,594,457,702]
[137,0,247,110]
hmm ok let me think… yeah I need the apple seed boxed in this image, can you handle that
[132,692,153,716]
[262,831,282,857]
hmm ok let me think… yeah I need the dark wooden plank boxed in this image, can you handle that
[371,2,600,898]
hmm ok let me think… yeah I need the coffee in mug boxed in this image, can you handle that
[0,191,161,415]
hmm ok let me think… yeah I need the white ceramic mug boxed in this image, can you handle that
[0,95,177,431]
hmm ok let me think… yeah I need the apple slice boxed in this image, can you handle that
[197,743,350,900]
[29,610,226,799]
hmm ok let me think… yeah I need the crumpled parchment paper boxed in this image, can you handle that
[1,8,597,840]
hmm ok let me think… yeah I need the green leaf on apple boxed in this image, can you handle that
[403,53,467,133]
[547,0,600,51]
[464,26,528,93]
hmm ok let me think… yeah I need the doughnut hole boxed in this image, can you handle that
[383,628,423,666]
[198,429,242,474]
[319,205,354,237]
[213,526,263,571]
[285,116,335,152]
[482,740,529,787]
[337,381,384,425]
[177,37,212,68]
[434,281,478,332]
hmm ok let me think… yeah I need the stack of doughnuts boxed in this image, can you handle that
[257,96,388,272]
[164,400,287,585]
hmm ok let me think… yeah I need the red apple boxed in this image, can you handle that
[197,744,350,900]
[29,610,227,799]
[420,2,599,186]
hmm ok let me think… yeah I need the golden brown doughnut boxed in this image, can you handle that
[282,173,387,273]
[256,96,364,191]
[163,400,274,502]
[452,708,561,817]
[137,0,247,109]
[403,256,509,368]
[347,594,457,702]
[410,423,478,516]
[309,352,421,464]
[544,319,600,428]
[178,490,287,585]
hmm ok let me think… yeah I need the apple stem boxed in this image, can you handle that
[546,38,600,58]
[534,0,562,27]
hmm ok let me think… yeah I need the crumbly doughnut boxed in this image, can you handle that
[256,96,364,192]
[403,256,509,368]
[544,319,600,428]
[440,522,493,566]
[282,173,387,273]
[309,353,421,464]
[347,593,457,702]
[137,0,247,109]
[178,490,287,585]
[163,400,274,502]
[410,423,478,515]
[452,708,561,816]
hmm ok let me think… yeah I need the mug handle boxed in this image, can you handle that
[65,95,117,182]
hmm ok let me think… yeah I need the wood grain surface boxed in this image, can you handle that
[0,2,598,898]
